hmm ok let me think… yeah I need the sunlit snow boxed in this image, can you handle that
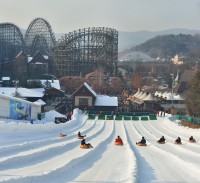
[0,109,200,183]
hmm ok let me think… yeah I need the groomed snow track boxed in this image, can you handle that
[0,114,200,183]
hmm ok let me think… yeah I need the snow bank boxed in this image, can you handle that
[0,108,88,143]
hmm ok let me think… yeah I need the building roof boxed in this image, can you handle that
[40,80,61,90]
[85,70,107,79]
[139,92,147,100]
[95,95,118,106]
[0,88,44,98]
[0,93,41,106]
[143,93,155,101]
[72,82,97,98]
[83,82,97,97]
[133,89,140,97]
[2,77,10,81]
[33,99,46,105]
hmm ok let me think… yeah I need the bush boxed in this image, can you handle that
[179,120,200,129]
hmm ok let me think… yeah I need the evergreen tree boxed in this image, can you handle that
[186,71,200,117]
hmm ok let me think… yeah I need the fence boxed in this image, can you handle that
[175,115,200,125]
[88,114,157,121]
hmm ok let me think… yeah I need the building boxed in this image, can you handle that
[1,51,50,87]
[0,93,41,120]
[72,82,118,111]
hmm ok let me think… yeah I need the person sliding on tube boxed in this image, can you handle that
[136,137,146,145]
[78,131,86,138]
[175,137,181,143]
[158,136,166,143]
[81,138,93,148]
[115,136,123,144]
[189,136,196,142]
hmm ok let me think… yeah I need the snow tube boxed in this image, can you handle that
[58,133,67,138]
[188,139,196,143]
[80,144,90,149]
[174,142,182,145]
[136,143,147,146]
[157,141,165,144]
[78,136,84,139]
[115,141,123,146]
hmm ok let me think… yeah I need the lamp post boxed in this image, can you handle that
[13,79,20,97]
[170,73,174,110]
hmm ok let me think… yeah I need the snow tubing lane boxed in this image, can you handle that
[114,142,123,146]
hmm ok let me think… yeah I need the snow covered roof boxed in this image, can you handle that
[143,93,155,101]
[43,55,48,59]
[28,57,33,63]
[33,99,46,105]
[133,89,140,97]
[173,94,185,100]
[95,95,118,106]
[2,77,10,81]
[35,62,44,64]
[136,91,144,99]
[139,92,147,100]
[0,88,44,98]
[40,80,61,90]
[83,82,97,97]
[0,93,41,106]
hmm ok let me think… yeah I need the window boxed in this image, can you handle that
[79,98,88,105]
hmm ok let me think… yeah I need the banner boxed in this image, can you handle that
[10,100,31,120]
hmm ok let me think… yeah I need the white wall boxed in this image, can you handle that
[0,95,41,120]
[0,97,10,118]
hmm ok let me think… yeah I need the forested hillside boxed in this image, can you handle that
[130,34,200,59]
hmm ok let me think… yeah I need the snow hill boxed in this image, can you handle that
[0,109,200,183]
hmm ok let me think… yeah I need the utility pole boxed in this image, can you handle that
[171,73,174,109]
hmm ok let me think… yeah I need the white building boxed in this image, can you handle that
[0,93,42,120]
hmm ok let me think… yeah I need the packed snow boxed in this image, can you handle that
[0,109,200,183]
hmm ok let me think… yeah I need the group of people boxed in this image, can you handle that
[136,135,196,145]
[78,131,196,149]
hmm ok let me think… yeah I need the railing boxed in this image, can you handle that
[87,113,157,121]
[175,115,200,125]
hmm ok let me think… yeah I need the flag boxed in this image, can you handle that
[173,70,179,88]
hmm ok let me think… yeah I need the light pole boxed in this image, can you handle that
[170,73,174,109]
[13,80,20,97]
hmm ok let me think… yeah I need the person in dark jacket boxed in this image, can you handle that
[81,138,93,148]
[158,136,166,143]
[136,137,146,145]
[189,136,193,141]
[189,136,196,142]
[78,131,86,138]
[175,137,181,143]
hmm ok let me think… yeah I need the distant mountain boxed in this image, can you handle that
[118,28,200,52]
[123,34,200,59]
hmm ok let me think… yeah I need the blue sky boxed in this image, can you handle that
[0,0,200,33]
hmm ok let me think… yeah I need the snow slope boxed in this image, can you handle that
[0,109,200,183]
